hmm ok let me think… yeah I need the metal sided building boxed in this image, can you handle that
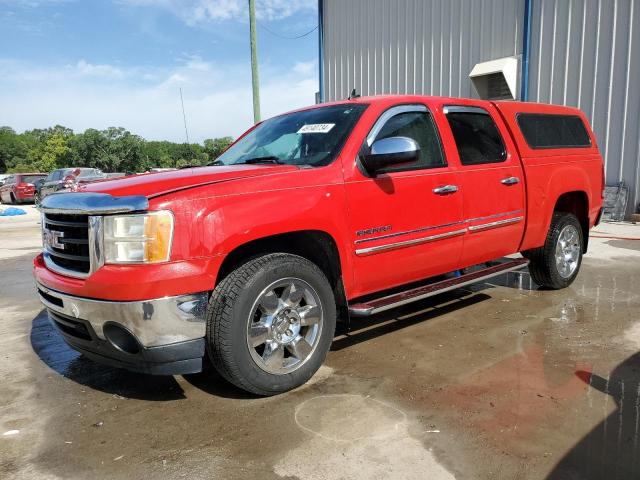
[318,0,640,217]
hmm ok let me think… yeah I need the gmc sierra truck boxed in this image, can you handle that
[34,95,604,395]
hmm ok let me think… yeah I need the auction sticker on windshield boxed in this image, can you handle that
[297,123,335,134]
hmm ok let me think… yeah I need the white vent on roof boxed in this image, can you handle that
[469,56,519,100]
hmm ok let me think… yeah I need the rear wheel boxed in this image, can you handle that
[206,253,336,396]
[526,212,583,289]
[10,193,17,205]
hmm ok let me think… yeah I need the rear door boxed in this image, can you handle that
[344,103,464,296]
[441,103,526,267]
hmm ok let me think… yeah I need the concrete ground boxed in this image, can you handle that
[1,207,639,479]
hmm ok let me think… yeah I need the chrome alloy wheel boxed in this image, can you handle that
[555,224,581,278]
[246,278,323,374]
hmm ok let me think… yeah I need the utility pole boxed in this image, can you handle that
[249,0,261,123]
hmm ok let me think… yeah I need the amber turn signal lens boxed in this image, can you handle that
[144,211,174,263]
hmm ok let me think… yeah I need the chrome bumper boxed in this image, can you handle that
[36,283,208,347]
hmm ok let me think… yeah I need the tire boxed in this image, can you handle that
[526,212,584,289]
[10,193,17,205]
[206,253,336,396]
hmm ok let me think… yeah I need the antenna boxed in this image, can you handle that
[179,87,190,144]
[348,88,360,100]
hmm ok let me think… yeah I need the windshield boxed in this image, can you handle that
[78,168,104,178]
[215,104,368,167]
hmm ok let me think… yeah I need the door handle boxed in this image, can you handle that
[433,185,459,195]
[501,176,520,185]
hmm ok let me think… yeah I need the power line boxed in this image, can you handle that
[258,23,318,40]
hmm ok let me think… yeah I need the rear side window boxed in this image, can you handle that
[374,111,446,171]
[445,109,507,165]
[22,175,45,184]
[517,113,591,148]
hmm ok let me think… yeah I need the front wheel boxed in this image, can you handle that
[206,253,336,396]
[525,212,584,289]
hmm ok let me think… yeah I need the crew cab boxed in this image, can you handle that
[34,96,604,395]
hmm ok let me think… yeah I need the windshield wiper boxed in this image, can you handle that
[207,160,225,166]
[239,156,285,165]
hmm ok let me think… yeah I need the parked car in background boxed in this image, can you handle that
[37,168,106,204]
[0,174,11,188]
[0,173,46,204]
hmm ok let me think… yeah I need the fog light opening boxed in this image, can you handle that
[103,323,141,354]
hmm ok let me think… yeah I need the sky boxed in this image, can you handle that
[0,0,319,142]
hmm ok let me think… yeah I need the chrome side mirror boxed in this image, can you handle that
[361,136,420,176]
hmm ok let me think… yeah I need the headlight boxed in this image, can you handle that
[103,211,174,264]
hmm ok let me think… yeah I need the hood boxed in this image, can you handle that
[79,164,300,198]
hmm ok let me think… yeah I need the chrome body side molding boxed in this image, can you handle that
[355,228,467,256]
[354,210,524,255]
[468,216,524,232]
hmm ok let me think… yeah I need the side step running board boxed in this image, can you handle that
[348,257,530,317]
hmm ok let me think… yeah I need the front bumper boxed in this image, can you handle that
[36,282,208,375]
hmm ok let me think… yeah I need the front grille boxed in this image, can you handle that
[43,213,91,275]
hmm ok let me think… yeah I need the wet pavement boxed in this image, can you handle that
[1,217,639,479]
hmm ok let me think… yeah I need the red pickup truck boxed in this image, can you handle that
[34,96,604,395]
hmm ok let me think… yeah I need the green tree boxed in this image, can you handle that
[0,123,234,174]
[204,137,233,162]
[35,133,71,172]
[0,126,28,173]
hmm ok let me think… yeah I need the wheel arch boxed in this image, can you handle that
[215,230,350,329]
[553,190,590,253]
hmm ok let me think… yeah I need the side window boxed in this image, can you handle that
[445,108,507,165]
[372,110,446,172]
[516,113,591,148]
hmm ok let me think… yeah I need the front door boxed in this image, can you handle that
[441,104,526,267]
[344,104,464,297]
[41,171,61,197]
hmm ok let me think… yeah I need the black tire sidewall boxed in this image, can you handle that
[209,254,336,395]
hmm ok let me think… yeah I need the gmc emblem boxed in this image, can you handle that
[43,228,65,250]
